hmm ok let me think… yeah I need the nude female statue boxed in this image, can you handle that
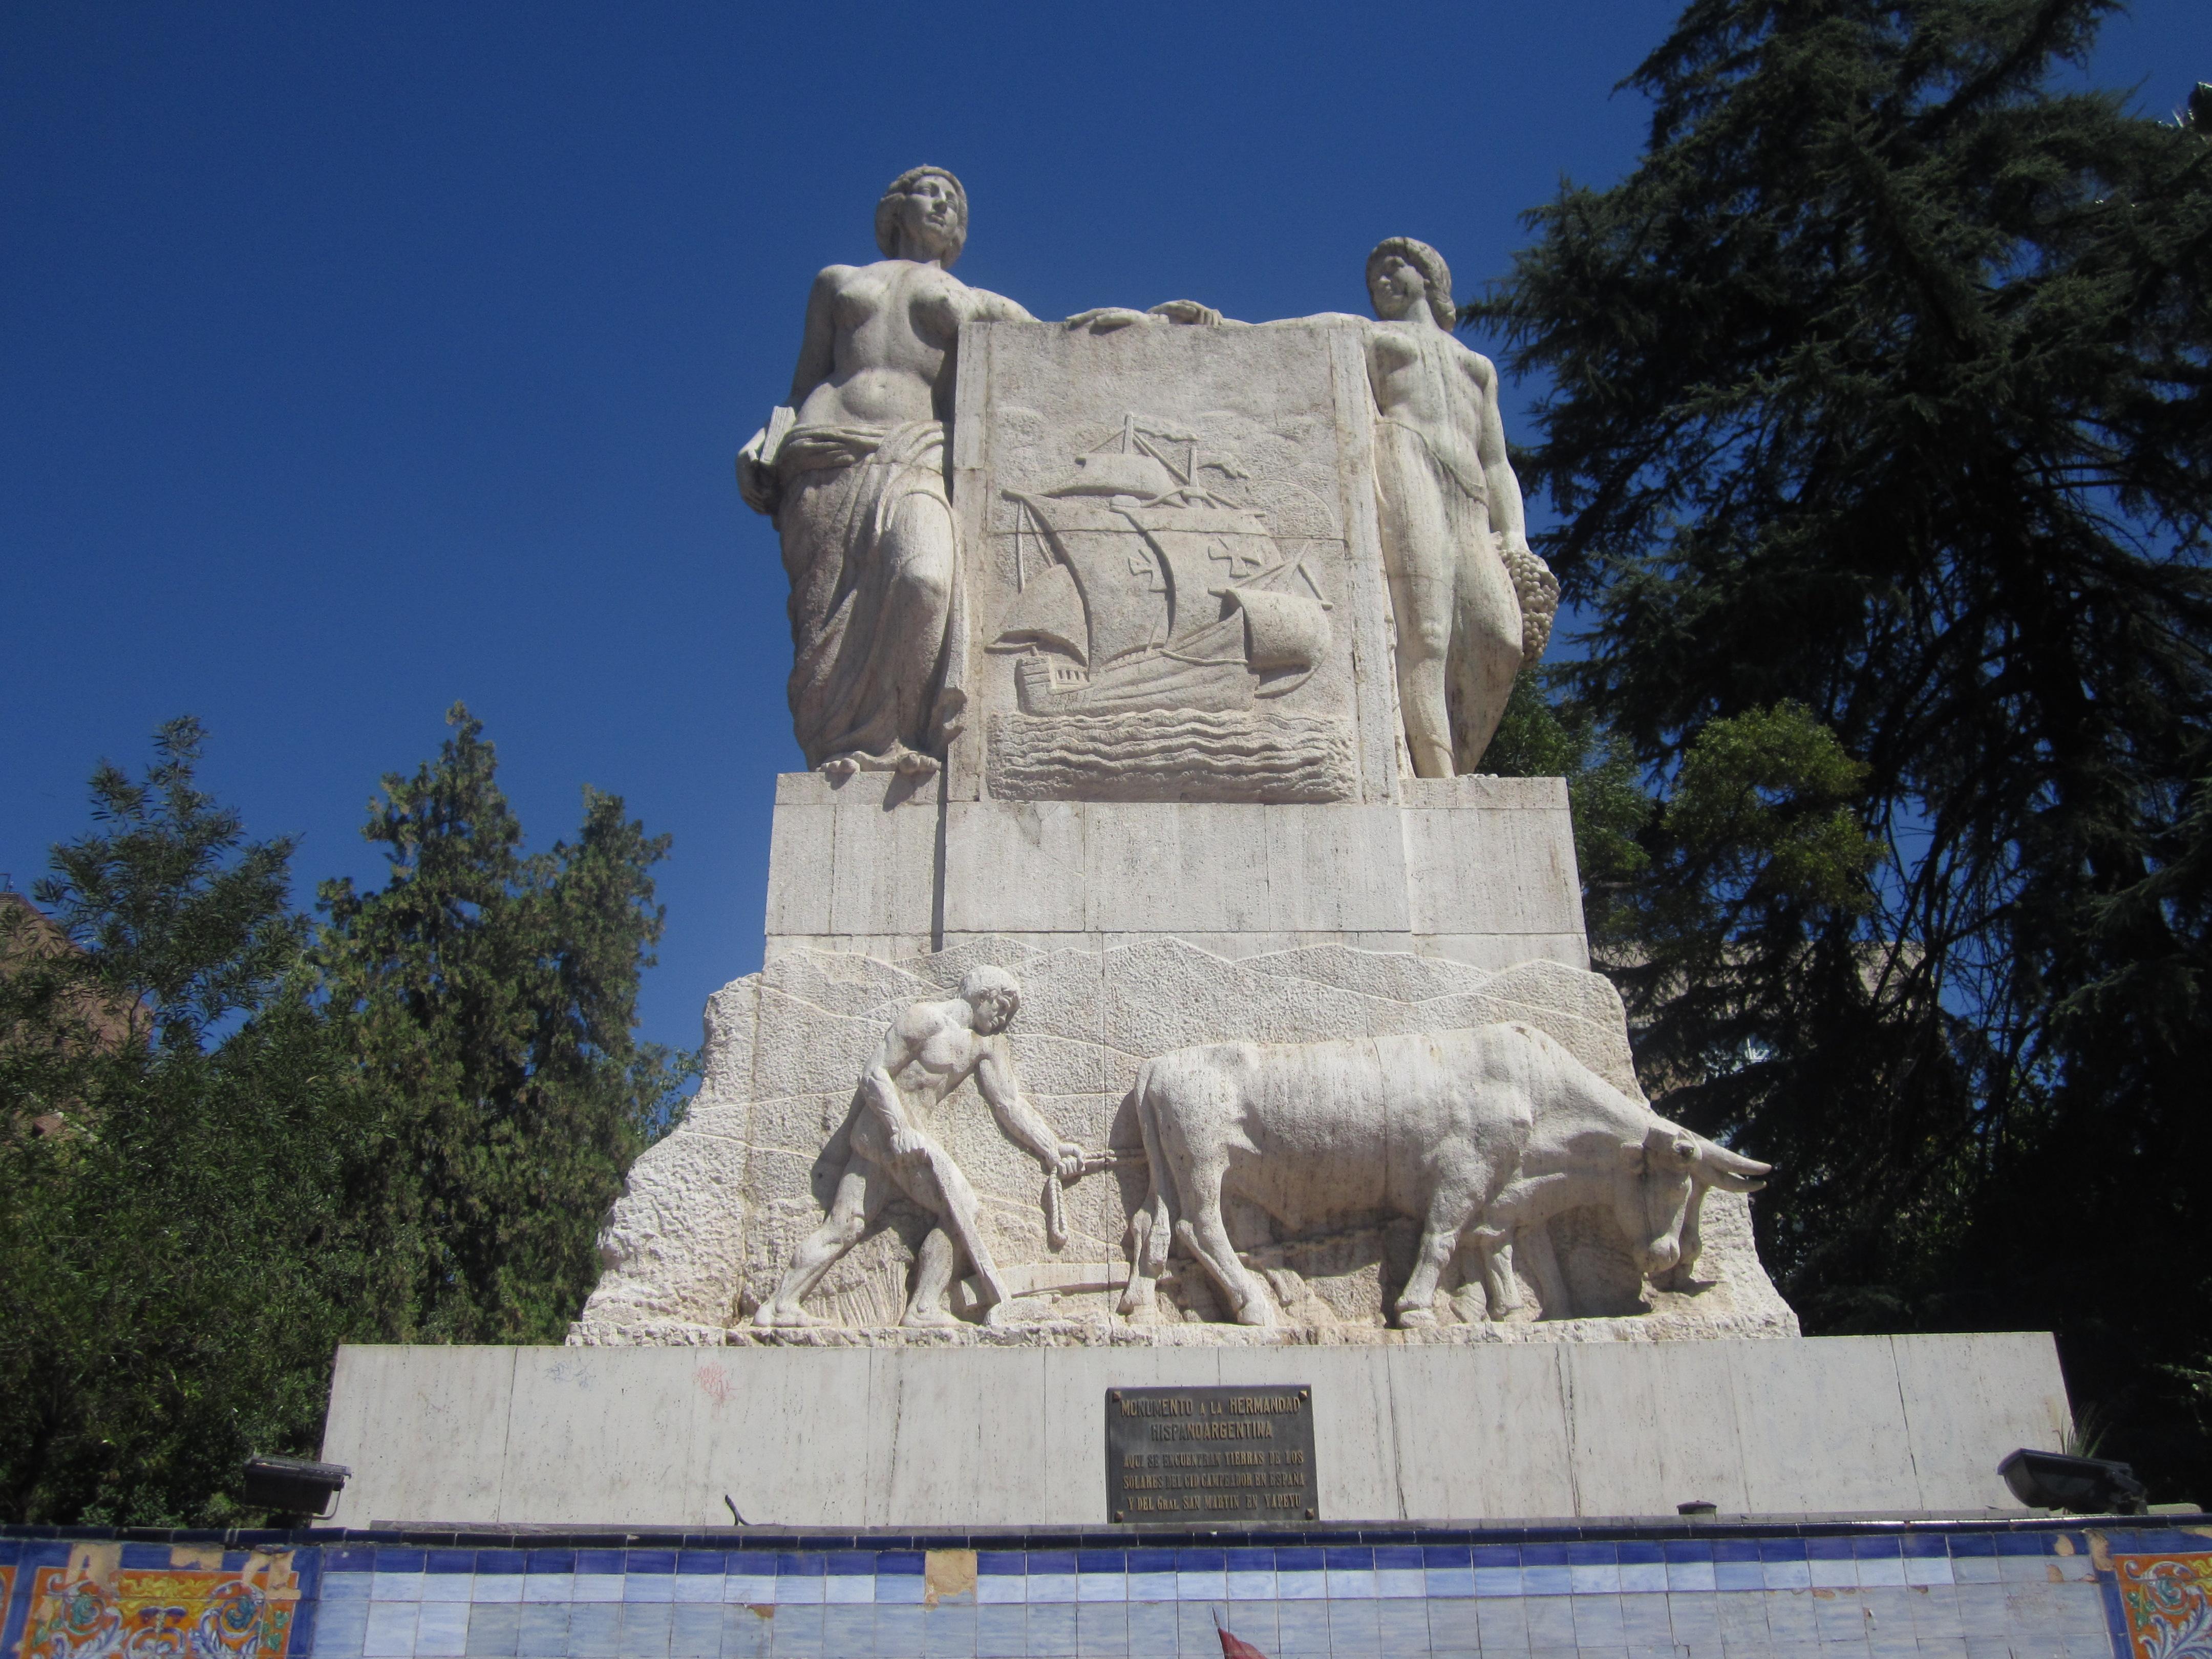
[1358,238,1557,775]
[738,166,1024,779]
[738,166,1208,779]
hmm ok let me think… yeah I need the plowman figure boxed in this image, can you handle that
[751,966,1082,1329]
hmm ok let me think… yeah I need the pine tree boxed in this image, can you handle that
[317,706,691,1343]
[1472,0,2212,1490]
[0,720,366,1524]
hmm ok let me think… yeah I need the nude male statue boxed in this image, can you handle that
[751,965,1081,1329]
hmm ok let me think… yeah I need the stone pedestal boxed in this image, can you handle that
[321,1333,2069,1528]
[764,771,1589,971]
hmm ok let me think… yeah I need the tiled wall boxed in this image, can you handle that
[3,1522,2206,1658]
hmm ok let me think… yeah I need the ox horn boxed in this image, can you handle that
[1694,1137,1771,1193]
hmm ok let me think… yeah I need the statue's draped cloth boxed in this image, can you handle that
[1372,416,1554,670]
[773,420,967,767]
[1372,415,1492,586]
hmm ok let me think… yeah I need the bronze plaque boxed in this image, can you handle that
[1104,1385,1316,1523]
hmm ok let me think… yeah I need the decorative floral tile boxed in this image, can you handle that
[2114,1552,2212,1659]
[19,1554,299,1658]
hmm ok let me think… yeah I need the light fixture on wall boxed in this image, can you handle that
[240,1454,351,1520]
[1998,1449,2146,1515]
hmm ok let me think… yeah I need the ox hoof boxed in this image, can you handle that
[1396,1307,1440,1329]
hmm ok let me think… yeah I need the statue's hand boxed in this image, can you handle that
[1148,300,1222,326]
[890,1125,927,1165]
[1052,1141,1085,1181]
[736,443,777,516]
[1064,307,1152,334]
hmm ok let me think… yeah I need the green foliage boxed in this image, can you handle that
[317,705,692,1344]
[36,718,303,1048]
[0,721,368,1525]
[1661,702,1877,919]
[1470,0,2212,1491]
[0,712,688,1522]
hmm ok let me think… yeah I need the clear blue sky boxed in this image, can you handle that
[5,2,2204,1056]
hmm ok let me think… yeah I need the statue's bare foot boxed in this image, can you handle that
[753,1303,826,1329]
[901,1304,962,1329]
[819,746,937,780]
[1396,1306,1440,1329]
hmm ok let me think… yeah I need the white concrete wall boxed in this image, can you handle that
[321,1333,2069,1529]
[762,772,1589,972]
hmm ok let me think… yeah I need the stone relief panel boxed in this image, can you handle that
[572,938,1796,1348]
[954,323,1395,805]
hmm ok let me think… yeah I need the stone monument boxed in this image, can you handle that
[318,169,2070,1529]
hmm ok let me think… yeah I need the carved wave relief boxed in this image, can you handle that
[987,710,1356,803]
[571,936,1798,1348]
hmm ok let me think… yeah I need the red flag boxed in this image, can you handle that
[1216,1623,1271,1659]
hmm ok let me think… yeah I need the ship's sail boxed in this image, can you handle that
[1227,587,1332,695]
[1003,494,1168,666]
[992,464,1333,716]
[995,562,1088,665]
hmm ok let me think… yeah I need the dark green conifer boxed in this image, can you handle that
[1473,0,2212,1489]
[317,705,691,1344]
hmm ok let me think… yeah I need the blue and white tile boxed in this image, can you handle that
[461,1602,520,1657]
[725,1570,777,1604]
[1030,1571,1078,1604]
[1128,1568,1178,1604]
[1666,1559,1716,1592]
[314,1599,373,1657]
[363,1600,423,1658]
[413,1600,472,1658]
[1521,1565,1573,1598]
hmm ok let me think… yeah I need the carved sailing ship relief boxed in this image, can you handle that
[990,415,1334,714]
[982,416,1357,804]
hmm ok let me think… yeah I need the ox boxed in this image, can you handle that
[1117,1022,1770,1327]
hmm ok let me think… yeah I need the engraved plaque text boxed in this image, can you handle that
[1104,1385,1316,1523]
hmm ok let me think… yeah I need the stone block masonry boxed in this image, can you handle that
[762,771,1589,972]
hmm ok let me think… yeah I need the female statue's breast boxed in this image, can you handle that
[906,271,966,347]
[833,276,887,331]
